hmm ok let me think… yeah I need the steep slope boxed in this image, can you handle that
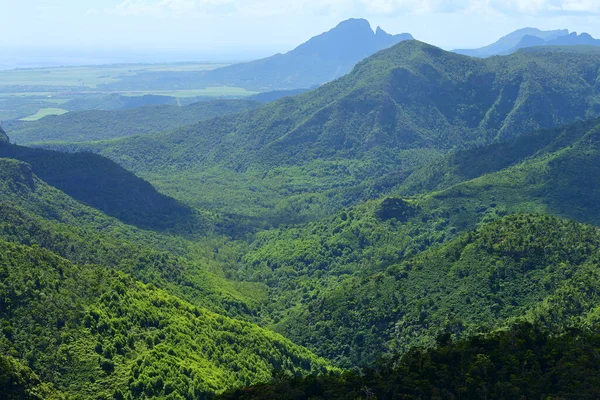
[454,27,569,57]
[45,41,600,223]
[0,126,8,144]
[397,117,600,226]
[194,19,413,90]
[0,238,331,399]
[0,141,204,232]
[7,99,259,145]
[0,157,260,319]
[98,19,413,92]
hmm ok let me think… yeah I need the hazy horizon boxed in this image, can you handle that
[3,0,600,69]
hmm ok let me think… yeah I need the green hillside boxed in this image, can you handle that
[0,156,270,322]
[229,116,600,366]
[41,41,600,224]
[4,30,600,400]
[219,322,600,399]
[0,238,330,399]
[7,99,259,145]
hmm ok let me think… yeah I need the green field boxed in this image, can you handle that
[0,62,231,88]
[0,62,260,120]
[19,107,68,121]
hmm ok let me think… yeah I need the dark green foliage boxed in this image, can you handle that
[8,99,259,145]
[218,322,600,399]
[0,158,261,319]
[0,355,64,399]
[375,198,417,222]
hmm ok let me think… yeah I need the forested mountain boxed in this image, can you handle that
[97,19,413,92]
[7,99,259,145]
[0,156,334,398]
[43,40,600,224]
[453,27,570,57]
[219,116,600,366]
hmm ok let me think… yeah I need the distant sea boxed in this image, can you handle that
[0,48,276,70]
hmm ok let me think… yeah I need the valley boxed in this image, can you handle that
[2,16,600,400]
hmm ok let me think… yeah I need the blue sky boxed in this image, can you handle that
[3,0,600,61]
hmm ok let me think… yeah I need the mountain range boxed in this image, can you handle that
[455,27,600,57]
[3,18,600,399]
[40,40,600,225]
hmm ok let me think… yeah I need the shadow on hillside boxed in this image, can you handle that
[0,143,202,233]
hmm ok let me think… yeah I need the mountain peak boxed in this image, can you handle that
[375,26,388,36]
[334,18,373,32]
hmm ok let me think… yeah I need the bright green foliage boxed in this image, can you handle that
[0,157,262,319]
[8,99,259,145]
[0,238,331,398]
[218,322,600,399]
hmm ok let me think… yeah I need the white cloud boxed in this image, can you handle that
[109,0,600,17]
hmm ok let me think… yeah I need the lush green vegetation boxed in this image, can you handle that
[41,40,600,225]
[0,354,63,399]
[219,322,600,399]
[8,99,259,144]
[235,211,600,367]
[4,31,600,400]
[0,238,330,398]
[0,142,207,232]
[0,157,265,321]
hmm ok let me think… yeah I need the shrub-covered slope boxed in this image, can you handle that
[245,213,600,367]
[0,157,264,320]
[232,117,600,366]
